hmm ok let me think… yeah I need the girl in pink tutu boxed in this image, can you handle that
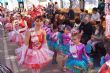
[9,13,28,46]
[15,16,54,73]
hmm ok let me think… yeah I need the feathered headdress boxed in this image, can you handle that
[28,4,44,19]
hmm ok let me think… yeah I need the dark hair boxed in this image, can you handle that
[34,16,43,21]
[104,38,110,50]
[64,25,71,31]
[0,9,2,12]
[60,12,65,15]
[85,10,88,13]
[80,9,84,12]
[53,25,58,30]
[55,2,58,4]
[92,8,98,12]
[75,18,81,24]
[17,13,22,18]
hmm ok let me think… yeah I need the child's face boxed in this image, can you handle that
[35,19,43,27]
[45,21,49,25]
[93,10,96,14]
[53,28,58,32]
[72,36,80,44]
[64,28,70,34]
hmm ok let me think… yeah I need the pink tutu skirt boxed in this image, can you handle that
[8,31,25,46]
[16,44,54,69]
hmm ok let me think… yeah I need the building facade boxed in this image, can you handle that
[0,0,103,11]
[0,0,49,10]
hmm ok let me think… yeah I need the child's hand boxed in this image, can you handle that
[64,55,68,60]
[88,61,93,66]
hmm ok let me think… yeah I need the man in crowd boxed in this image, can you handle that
[79,16,94,44]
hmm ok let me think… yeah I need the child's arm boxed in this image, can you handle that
[18,30,30,64]
[18,21,28,32]
[83,44,89,60]
[83,44,92,65]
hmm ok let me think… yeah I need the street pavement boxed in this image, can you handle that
[0,24,65,73]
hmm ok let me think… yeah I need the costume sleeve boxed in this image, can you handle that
[83,44,89,60]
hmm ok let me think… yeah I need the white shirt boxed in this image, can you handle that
[91,12,101,21]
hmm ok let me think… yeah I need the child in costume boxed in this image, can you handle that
[15,16,54,73]
[59,26,71,55]
[42,19,51,34]
[42,19,52,49]
[59,26,71,70]
[49,25,59,64]
[100,39,110,65]
[64,32,92,73]
[71,18,81,33]
[9,13,28,46]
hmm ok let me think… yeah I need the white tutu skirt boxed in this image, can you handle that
[15,44,54,69]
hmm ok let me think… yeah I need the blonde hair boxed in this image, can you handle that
[71,32,82,40]
[44,19,50,24]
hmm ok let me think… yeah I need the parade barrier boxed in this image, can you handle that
[0,64,12,73]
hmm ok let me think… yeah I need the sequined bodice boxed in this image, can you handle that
[62,33,71,45]
[29,28,44,50]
